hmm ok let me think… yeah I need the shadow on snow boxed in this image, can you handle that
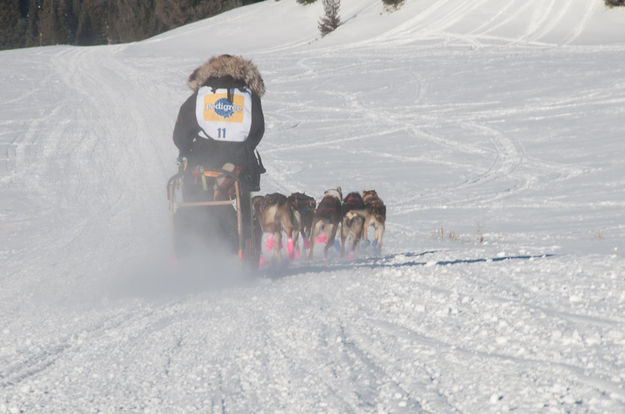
[262,251,556,278]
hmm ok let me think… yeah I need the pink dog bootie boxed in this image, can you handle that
[287,238,295,259]
[265,234,274,251]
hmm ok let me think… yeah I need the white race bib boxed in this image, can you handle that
[195,86,253,142]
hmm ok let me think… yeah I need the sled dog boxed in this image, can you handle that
[340,192,367,258]
[309,187,343,259]
[252,193,297,261]
[287,192,317,256]
[362,189,386,250]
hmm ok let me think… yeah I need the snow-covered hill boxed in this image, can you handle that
[1,0,625,412]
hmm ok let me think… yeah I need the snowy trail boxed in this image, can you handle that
[2,45,176,311]
[2,0,625,412]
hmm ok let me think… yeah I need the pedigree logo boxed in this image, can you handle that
[206,98,242,118]
[203,94,245,122]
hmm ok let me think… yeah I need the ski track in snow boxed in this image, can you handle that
[2,0,625,412]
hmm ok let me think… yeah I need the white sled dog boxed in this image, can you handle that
[309,187,343,259]
[362,189,386,250]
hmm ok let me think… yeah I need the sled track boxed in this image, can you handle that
[363,0,603,48]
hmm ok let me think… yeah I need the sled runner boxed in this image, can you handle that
[167,165,261,267]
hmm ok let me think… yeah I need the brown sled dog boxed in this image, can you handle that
[340,192,367,258]
[287,192,317,256]
[252,193,297,261]
[362,190,386,250]
[309,187,342,259]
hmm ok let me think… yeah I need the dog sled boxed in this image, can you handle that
[167,163,261,267]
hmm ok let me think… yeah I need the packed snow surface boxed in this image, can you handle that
[2,0,625,412]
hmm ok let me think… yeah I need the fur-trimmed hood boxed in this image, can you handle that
[187,54,265,97]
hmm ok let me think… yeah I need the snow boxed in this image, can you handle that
[1,0,625,412]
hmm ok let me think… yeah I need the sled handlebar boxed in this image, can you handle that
[166,169,242,201]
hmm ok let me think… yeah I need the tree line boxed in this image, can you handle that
[4,0,622,51]
[0,0,264,50]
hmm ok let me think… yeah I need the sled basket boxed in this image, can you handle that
[167,169,259,266]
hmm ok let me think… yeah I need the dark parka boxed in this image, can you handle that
[173,55,265,186]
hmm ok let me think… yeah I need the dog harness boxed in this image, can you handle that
[255,193,287,216]
[288,192,316,212]
[342,192,365,214]
[315,196,341,219]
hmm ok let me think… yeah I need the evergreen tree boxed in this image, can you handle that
[75,0,108,45]
[25,0,42,46]
[2,0,247,50]
[0,0,26,49]
[382,0,403,8]
[318,0,340,37]
[56,0,77,44]
[38,0,72,45]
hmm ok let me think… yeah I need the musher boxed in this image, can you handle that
[172,54,265,253]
